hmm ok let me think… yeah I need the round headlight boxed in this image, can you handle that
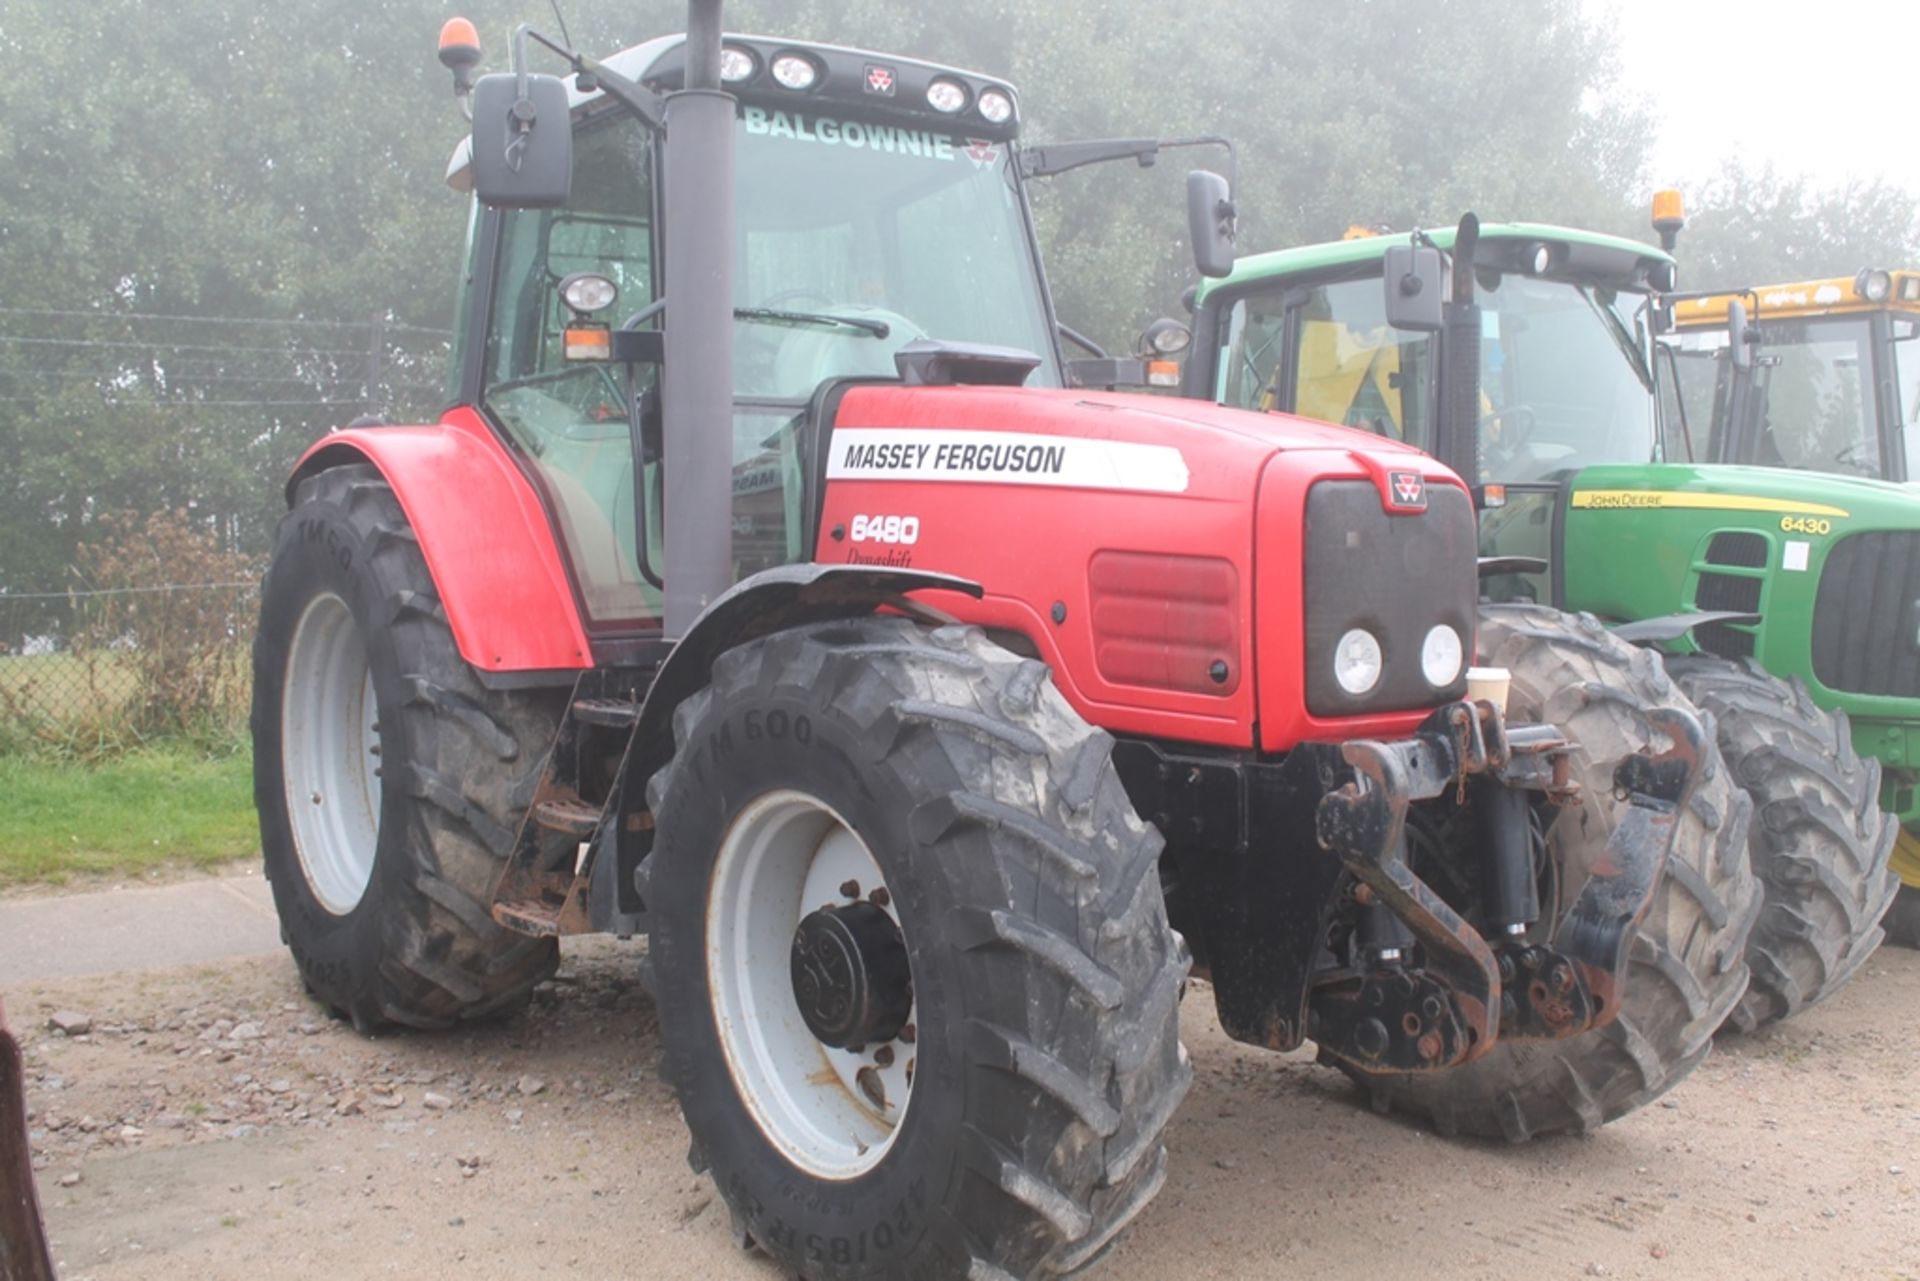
[926,77,968,113]
[719,47,757,83]
[559,272,618,315]
[1334,629,1384,696]
[977,88,1015,124]
[1857,268,1893,303]
[1525,242,1552,276]
[770,52,819,91]
[1420,624,1464,687]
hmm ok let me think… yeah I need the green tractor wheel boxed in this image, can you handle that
[1667,655,1899,1030]
[1338,605,1761,1140]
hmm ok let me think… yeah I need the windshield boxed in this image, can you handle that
[1220,269,1659,483]
[732,105,1059,398]
[1475,274,1658,484]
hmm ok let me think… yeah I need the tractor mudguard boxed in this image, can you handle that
[287,408,593,677]
[1,997,55,1281]
[528,563,983,934]
[1610,609,1762,645]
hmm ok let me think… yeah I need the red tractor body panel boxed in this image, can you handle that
[818,385,1469,750]
[290,388,1469,749]
[290,407,593,674]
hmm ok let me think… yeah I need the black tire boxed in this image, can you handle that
[1340,605,1762,1140]
[251,464,564,1030]
[1886,881,1920,949]
[644,618,1190,1280]
[1667,655,1898,1029]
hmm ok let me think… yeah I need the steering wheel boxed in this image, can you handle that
[1482,404,1540,477]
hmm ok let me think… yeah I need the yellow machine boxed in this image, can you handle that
[1668,266,1920,944]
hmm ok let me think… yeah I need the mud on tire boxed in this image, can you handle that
[1340,605,1762,1140]
[1667,655,1898,1030]
[252,464,564,1030]
[643,618,1190,1280]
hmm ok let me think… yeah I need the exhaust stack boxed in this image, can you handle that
[660,0,735,637]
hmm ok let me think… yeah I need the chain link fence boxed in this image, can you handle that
[0,582,258,756]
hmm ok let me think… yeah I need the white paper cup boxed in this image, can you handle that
[1466,665,1511,713]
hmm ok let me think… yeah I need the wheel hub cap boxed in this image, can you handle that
[790,902,912,1049]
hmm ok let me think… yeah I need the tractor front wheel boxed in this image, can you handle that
[1668,655,1898,1028]
[1338,605,1762,1140]
[252,464,564,1030]
[644,619,1190,1280]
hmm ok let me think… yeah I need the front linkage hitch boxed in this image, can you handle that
[1115,698,1708,1074]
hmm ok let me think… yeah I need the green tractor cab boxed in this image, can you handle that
[1183,215,1902,1020]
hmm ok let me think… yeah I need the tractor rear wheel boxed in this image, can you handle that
[644,619,1190,1280]
[1667,655,1898,1028]
[252,464,564,1030]
[1338,605,1761,1140]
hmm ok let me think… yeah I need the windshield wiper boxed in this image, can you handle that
[734,308,890,339]
[1583,288,1654,392]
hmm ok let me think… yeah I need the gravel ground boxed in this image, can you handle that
[8,937,1918,1280]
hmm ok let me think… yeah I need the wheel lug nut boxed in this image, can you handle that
[311,792,322,805]
[874,1045,895,1067]
[869,886,891,908]
[899,1023,916,1044]
[839,879,861,899]
[905,1057,915,1087]
[856,1066,887,1110]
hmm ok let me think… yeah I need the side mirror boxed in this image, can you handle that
[1137,317,1192,358]
[470,71,573,208]
[1187,170,1235,279]
[1727,299,1753,373]
[1383,243,1446,332]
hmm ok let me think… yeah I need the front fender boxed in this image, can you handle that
[289,408,592,675]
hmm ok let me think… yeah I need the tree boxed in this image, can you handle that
[1670,161,1920,291]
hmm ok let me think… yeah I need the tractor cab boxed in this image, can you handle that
[1667,270,1920,482]
[438,31,1232,641]
[1190,222,1674,600]
[442,35,1061,629]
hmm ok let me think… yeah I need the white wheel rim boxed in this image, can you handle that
[707,789,916,1180]
[281,592,384,915]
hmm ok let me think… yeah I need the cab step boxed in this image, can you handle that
[532,794,602,839]
[573,697,641,728]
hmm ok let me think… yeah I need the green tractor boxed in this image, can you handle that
[1667,269,1920,945]
[1177,213,1900,1045]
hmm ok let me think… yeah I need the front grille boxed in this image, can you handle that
[1812,531,1920,697]
[1303,479,1476,717]
[1706,531,1769,568]
[1696,571,1761,614]
[1695,621,1756,659]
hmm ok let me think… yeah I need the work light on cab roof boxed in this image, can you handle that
[770,51,819,90]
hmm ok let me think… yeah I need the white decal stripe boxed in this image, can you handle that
[826,428,1189,494]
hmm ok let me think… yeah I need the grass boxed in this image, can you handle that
[0,743,258,885]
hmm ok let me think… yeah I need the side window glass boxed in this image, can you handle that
[1221,295,1286,410]
[1893,318,1920,478]
[481,117,659,626]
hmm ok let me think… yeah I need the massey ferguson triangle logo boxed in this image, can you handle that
[865,64,896,95]
[1389,470,1427,510]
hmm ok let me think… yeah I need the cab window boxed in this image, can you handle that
[1749,317,1878,477]
[482,115,660,626]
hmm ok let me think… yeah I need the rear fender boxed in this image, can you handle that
[288,408,592,676]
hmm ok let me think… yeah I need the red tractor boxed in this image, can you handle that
[250,6,1757,1276]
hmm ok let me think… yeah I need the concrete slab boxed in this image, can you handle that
[0,876,283,985]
